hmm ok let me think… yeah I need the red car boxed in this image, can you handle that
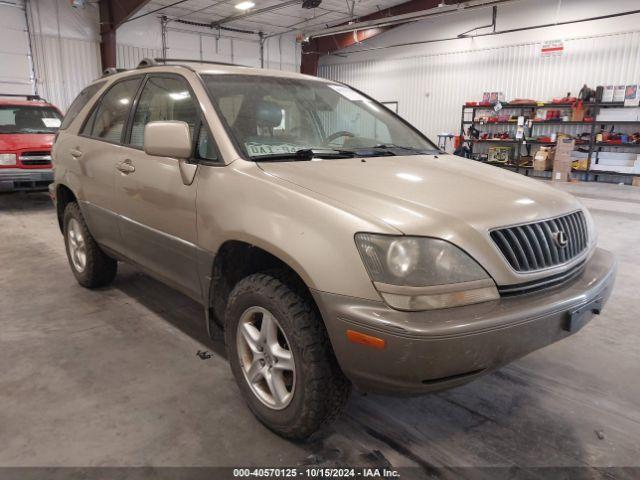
[0,94,63,192]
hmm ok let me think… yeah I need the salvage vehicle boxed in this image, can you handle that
[50,59,616,439]
[0,94,62,192]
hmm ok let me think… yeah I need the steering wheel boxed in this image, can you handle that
[326,131,355,144]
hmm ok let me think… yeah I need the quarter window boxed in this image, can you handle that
[60,81,106,130]
[129,76,198,149]
[195,126,218,161]
[83,78,140,143]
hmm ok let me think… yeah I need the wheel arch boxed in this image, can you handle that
[55,183,78,232]
[206,239,321,334]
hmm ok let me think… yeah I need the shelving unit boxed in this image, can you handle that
[459,102,640,183]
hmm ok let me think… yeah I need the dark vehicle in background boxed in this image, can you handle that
[0,94,62,192]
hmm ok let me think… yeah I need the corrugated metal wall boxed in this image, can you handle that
[31,35,101,111]
[319,31,640,143]
[117,44,162,70]
[0,2,33,95]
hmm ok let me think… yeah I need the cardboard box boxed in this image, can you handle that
[552,137,575,182]
[572,158,588,171]
[632,176,640,187]
[614,85,626,102]
[552,171,571,182]
[534,146,555,171]
[602,85,615,103]
[488,146,511,163]
[489,92,505,104]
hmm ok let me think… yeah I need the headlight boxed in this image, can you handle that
[0,153,17,166]
[355,233,499,311]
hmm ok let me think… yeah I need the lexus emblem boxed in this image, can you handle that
[553,230,569,248]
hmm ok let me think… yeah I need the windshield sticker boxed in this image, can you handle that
[328,85,367,102]
[246,142,301,156]
[42,118,61,128]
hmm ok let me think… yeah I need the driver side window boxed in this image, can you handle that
[129,76,198,149]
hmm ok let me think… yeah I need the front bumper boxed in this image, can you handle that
[0,168,54,192]
[313,247,616,395]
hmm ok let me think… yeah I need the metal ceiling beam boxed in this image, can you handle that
[301,0,449,75]
[306,0,506,38]
[99,0,153,69]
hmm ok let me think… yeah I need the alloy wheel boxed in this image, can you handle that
[67,218,87,273]
[236,306,296,410]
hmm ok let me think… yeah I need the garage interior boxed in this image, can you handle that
[1,0,639,477]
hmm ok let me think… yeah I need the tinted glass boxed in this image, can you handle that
[0,106,62,134]
[87,78,140,143]
[196,126,218,161]
[60,81,105,130]
[129,76,198,149]
[202,75,436,159]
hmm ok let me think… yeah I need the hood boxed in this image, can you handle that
[258,154,582,238]
[0,133,55,152]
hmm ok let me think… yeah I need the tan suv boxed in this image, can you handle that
[50,59,616,439]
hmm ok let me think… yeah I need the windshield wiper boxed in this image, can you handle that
[252,148,356,162]
[371,144,441,155]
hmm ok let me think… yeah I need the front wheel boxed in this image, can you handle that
[225,273,350,439]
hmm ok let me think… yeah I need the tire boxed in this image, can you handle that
[63,202,117,288]
[225,273,350,440]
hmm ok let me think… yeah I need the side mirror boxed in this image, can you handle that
[144,121,192,159]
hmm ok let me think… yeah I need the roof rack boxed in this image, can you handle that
[136,57,245,69]
[102,67,127,77]
[0,93,43,101]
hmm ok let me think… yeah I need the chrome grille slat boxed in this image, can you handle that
[532,222,553,267]
[490,211,588,272]
[493,230,520,270]
[564,215,578,257]
[505,228,530,271]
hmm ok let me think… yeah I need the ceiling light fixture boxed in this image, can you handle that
[235,1,255,10]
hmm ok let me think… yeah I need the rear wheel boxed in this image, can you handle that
[63,202,117,288]
[225,273,350,439]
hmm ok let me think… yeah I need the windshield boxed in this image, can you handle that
[202,74,437,160]
[0,106,62,134]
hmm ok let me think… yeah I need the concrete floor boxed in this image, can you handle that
[0,181,639,474]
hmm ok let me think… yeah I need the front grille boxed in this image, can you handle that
[490,211,588,272]
[20,151,52,166]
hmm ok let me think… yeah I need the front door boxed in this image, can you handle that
[114,74,202,300]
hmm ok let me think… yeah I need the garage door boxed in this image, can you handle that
[0,1,34,95]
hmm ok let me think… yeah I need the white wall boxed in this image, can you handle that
[0,1,32,95]
[116,13,300,71]
[14,0,300,110]
[318,0,640,143]
[27,0,101,110]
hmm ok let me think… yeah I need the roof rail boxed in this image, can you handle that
[102,67,127,77]
[151,57,246,68]
[0,93,42,101]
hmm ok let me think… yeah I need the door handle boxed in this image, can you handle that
[116,159,135,174]
[70,149,83,159]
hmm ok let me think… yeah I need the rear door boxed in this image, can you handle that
[73,76,142,253]
[114,74,205,300]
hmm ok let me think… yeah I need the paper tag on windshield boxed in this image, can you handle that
[245,142,300,156]
[328,85,367,102]
[42,118,61,128]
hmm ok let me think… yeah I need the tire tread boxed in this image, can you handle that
[225,272,350,439]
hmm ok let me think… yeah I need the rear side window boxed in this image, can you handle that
[82,78,140,143]
[129,76,198,149]
[60,81,106,130]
